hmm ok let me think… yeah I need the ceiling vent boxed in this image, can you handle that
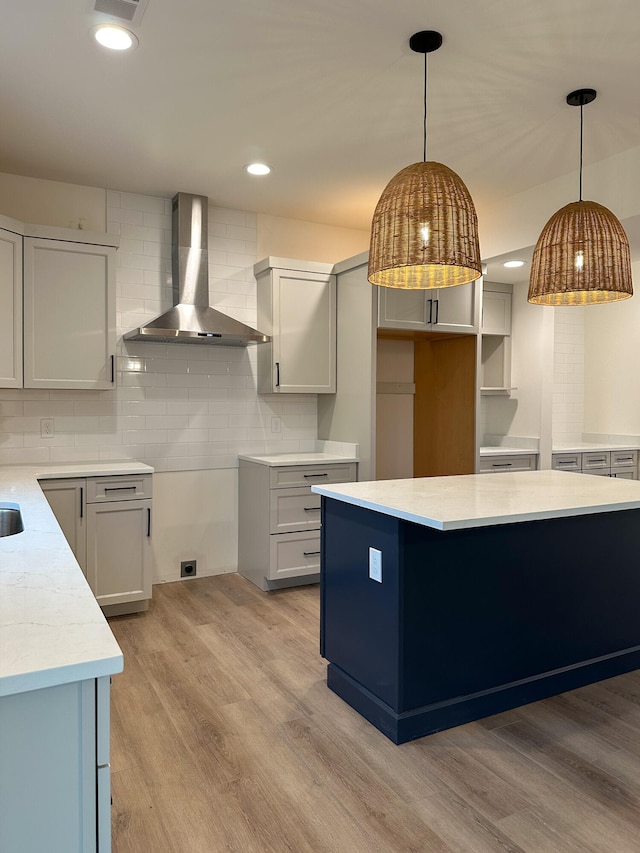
[93,0,149,25]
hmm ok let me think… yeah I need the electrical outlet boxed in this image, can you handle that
[271,416,281,433]
[41,418,55,438]
[369,547,382,583]
[180,559,197,578]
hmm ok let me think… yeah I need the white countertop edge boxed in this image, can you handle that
[0,652,124,699]
[238,452,359,467]
[33,461,154,479]
[552,443,640,453]
[480,447,539,457]
[313,488,640,531]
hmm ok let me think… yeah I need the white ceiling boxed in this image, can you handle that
[2,0,640,246]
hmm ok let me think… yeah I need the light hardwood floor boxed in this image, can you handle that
[109,575,640,852]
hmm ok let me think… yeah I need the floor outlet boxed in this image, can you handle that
[369,547,382,583]
[180,560,197,578]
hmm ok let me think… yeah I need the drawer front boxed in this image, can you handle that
[552,453,581,471]
[269,487,321,533]
[610,467,638,480]
[582,451,611,470]
[86,474,152,503]
[479,454,536,473]
[611,450,638,468]
[269,462,357,489]
[582,468,610,476]
[268,531,321,580]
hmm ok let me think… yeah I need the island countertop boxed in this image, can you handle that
[0,462,151,698]
[312,469,640,531]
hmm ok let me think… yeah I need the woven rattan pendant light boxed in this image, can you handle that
[368,31,482,290]
[528,89,633,306]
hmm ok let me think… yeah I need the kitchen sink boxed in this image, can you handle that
[0,503,24,537]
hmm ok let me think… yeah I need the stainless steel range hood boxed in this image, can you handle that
[124,192,269,346]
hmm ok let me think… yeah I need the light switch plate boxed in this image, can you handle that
[369,547,382,583]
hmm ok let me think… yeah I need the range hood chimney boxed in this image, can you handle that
[123,192,269,346]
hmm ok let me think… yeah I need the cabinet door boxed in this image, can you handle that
[377,288,429,330]
[482,289,512,335]
[0,228,23,388]
[432,280,478,333]
[23,238,116,389]
[269,269,336,393]
[86,499,152,608]
[0,680,98,853]
[40,478,87,571]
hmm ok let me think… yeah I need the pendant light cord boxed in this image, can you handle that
[423,51,428,162]
[579,100,584,201]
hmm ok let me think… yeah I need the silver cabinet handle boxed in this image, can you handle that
[616,456,634,462]
[556,460,575,466]
[304,473,328,479]
[303,551,321,557]
[492,462,512,468]
[104,486,137,492]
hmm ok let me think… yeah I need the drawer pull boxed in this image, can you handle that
[147,508,151,537]
[104,486,137,492]
[616,456,634,462]
[303,550,321,557]
[303,506,319,511]
[303,473,328,479]
[80,486,84,519]
[492,462,512,468]
[587,457,606,464]
[556,460,575,466]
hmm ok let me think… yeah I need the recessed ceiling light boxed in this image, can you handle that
[245,163,271,176]
[93,24,138,50]
[503,260,525,268]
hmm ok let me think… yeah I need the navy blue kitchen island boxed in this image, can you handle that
[313,470,640,743]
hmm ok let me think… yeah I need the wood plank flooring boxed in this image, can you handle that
[108,574,640,852]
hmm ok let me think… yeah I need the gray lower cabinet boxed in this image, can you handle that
[238,460,357,590]
[552,449,638,479]
[0,676,111,853]
[479,453,537,473]
[41,473,153,615]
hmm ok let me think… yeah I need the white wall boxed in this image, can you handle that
[584,262,640,435]
[0,173,106,231]
[256,213,368,263]
[552,306,585,444]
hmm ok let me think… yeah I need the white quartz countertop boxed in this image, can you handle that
[553,442,640,453]
[312,469,640,531]
[238,452,359,467]
[0,461,151,698]
[480,447,538,457]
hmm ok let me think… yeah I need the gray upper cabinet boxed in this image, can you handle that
[377,279,479,334]
[23,237,116,390]
[0,225,23,388]
[255,258,336,394]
